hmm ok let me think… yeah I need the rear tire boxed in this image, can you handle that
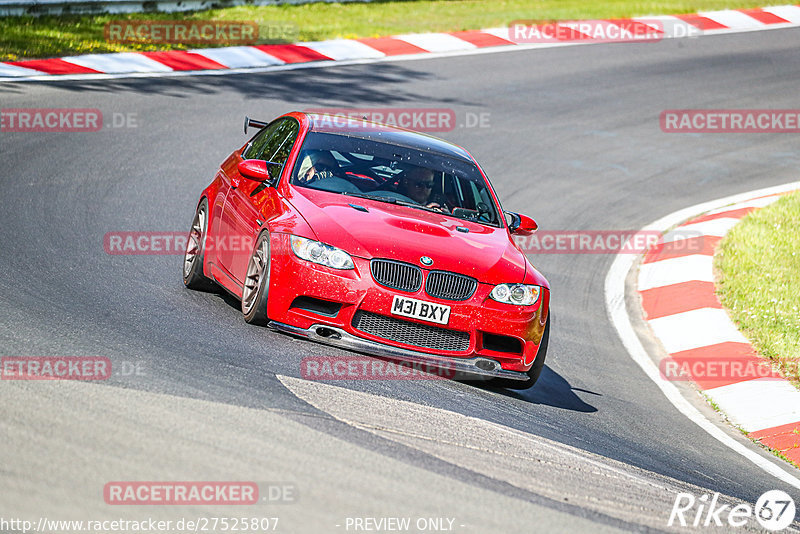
[182,198,215,291]
[483,314,550,391]
[242,231,271,325]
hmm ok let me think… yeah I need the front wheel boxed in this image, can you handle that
[483,314,550,391]
[242,231,271,325]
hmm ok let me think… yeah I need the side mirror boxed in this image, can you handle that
[238,159,281,183]
[506,212,538,236]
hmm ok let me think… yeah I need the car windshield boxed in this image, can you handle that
[290,131,502,226]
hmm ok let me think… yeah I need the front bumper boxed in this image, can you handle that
[268,321,529,381]
[267,233,549,374]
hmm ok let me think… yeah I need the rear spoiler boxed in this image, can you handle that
[244,116,268,134]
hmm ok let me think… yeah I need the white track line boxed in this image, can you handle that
[638,255,714,290]
[394,33,477,53]
[661,217,741,242]
[648,308,749,353]
[699,9,766,29]
[61,52,174,73]
[303,39,385,60]
[191,46,285,68]
[0,62,43,77]
[763,5,800,22]
[605,180,800,490]
[707,379,800,432]
[703,195,783,215]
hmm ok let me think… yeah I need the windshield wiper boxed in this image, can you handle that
[344,192,498,225]
[394,200,442,213]
[342,192,397,204]
[345,193,438,213]
[399,201,501,227]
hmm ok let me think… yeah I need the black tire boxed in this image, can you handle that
[182,198,215,291]
[483,314,550,390]
[241,230,271,325]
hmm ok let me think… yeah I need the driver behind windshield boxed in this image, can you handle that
[397,167,446,211]
[296,150,338,184]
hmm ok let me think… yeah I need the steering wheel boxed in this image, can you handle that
[476,202,492,222]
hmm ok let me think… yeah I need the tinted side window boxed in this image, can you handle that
[243,121,281,160]
[267,119,300,165]
[243,118,300,165]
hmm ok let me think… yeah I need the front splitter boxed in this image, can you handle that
[268,321,529,382]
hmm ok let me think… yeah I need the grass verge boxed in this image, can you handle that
[715,190,800,389]
[1,0,777,61]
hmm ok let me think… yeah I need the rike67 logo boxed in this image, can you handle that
[669,490,796,531]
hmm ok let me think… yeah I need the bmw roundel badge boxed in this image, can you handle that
[420,256,434,266]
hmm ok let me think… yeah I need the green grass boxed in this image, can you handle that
[700,391,723,414]
[0,0,777,61]
[715,191,800,389]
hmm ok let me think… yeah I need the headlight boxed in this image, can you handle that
[490,284,541,306]
[290,236,354,270]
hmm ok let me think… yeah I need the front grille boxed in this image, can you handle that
[425,271,478,301]
[370,259,422,292]
[352,311,470,352]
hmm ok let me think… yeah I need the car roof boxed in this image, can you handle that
[303,112,473,162]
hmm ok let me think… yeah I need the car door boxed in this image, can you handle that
[217,117,300,287]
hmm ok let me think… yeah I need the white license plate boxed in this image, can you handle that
[390,295,451,325]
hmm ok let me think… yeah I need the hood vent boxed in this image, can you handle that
[348,203,368,212]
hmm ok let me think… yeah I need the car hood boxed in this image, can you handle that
[286,187,533,285]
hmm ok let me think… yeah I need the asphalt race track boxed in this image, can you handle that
[2,28,800,533]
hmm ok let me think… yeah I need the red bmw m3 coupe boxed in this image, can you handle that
[183,111,550,389]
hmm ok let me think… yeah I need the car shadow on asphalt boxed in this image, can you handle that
[214,290,598,412]
[482,365,599,413]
